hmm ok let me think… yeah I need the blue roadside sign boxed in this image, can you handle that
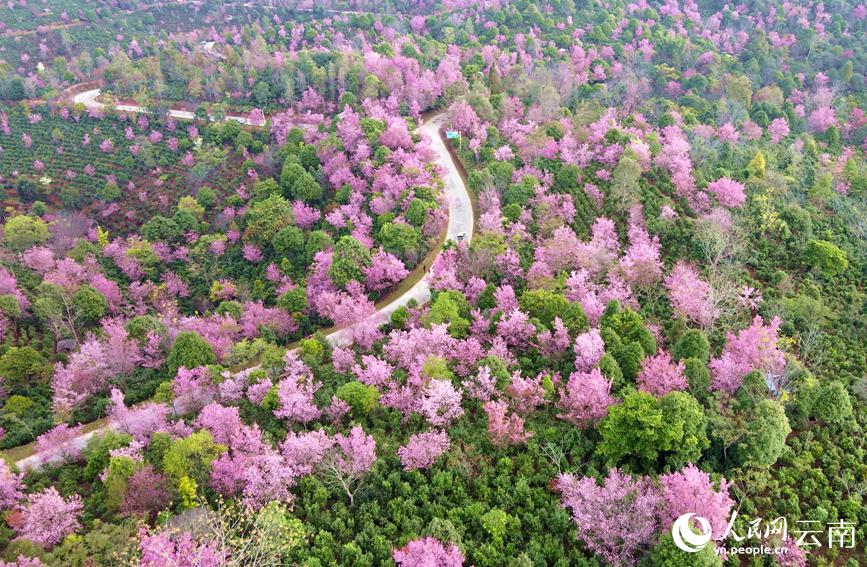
[445,130,461,139]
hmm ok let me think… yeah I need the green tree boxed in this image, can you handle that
[162,430,226,486]
[747,151,766,178]
[0,346,46,387]
[379,222,421,259]
[803,239,848,276]
[811,381,853,425]
[735,398,790,467]
[277,287,308,314]
[518,289,568,330]
[422,291,471,338]
[642,532,722,567]
[3,215,49,250]
[73,284,108,324]
[672,330,710,362]
[0,294,21,320]
[166,332,217,376]
[329,236,371,288]
[280,161,306,195]
[272,226,306,261]
[598,391,709,473]
[405,198,430,227]
[244,194,293,244]
[335,381,380,416]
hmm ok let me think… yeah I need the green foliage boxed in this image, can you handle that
[3,215,49,250]
[683,358,711,402]
[734,399,791,468]
[73,284,108,324]
[334,381,380,416]
[480,508,510,543]
[278,287,308,314]
[125,315,167,344]
[0,346,46,387]
[803,239,848,276]
[518,289,568,330]
[671,330,710,363]
[642,532,722,566]
[422,291,471,337]
[378,222,421,259]
[166,332,217,376]
[244,194,293,244]
[0,295,21,320]
[598,390,709,473]
[810,381,853,425]
[329,235,372,288]
[162,430,226,486]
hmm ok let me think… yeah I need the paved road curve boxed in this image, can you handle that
[15,95,473,471]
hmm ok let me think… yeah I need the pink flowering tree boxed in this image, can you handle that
[397,430,450,471]
[35,423,86,464]
[664,263,719,327]
[418,379,464,427]
[659,463,735,541]
[557,369,616,427]
[556,469,660,565]
[364,250,409,292]
[709,316,786,393]
[108,389,170,443]
[636,351,688,396]
[573,328,606,372]
[138,529,224,567]
[706,178,746,208]
[484,400,532,446]
[14,487,83,549]
[318,426,377,506]
[393,537,464,567]
[273,354,322,424]
[0,461,24,510]
[767,117,790,143]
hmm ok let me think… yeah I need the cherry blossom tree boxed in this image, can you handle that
[282,430,334,477]
[767,117,790,143]
[636,351,688,396]
[418,379,464,427]
[195,403,244,446]
[484,400,532,446]
[0,461,24,510]
[573,328,606,373]
[318,426,377,506]
[397,430,450,471]
[108,388,170,442]
[393,537,464,567]
[709,316,786,393]
[35,423,85,464]
[556,469,660,565]
[706,178,746,208]
[557,369,616,427]
[120,466,172,518]
[364,250,409,292]
[664,263,719,327]
[620,225,662,287]
[659,463,734,541]
[273,355,322,424]
[138,529,224,567]
[14,487,83,548]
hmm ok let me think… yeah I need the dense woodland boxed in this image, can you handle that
[0,0,864,565]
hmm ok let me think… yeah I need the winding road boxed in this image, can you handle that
[12,93,473,471]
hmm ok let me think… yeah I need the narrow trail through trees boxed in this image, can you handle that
[11,95,473,471]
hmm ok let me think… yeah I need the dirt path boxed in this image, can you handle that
[10,97,472,472]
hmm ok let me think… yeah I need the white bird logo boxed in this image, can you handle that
[671,513,713,553]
